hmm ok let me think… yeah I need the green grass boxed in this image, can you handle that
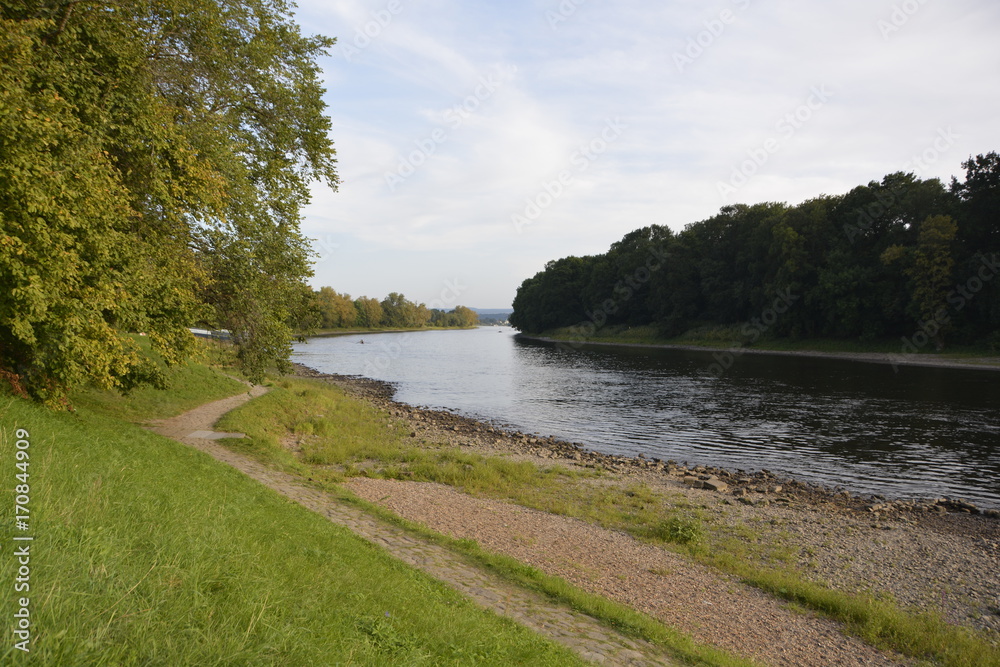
[217,375,1000,667]
[0,394,586,664]
[68,338,250,421]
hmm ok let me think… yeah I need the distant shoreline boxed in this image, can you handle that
[305,326,478,338]
[514,333,1000,372]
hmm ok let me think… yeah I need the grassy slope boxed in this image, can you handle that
[216,375,1000,667]
[0,367,583,665]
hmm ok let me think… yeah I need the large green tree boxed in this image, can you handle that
[0,0,338,400]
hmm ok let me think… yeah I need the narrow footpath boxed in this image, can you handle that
[147,386,676,667]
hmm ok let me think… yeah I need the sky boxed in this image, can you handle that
[292,0,1000,310]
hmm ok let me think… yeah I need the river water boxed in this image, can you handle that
[292,327,1000,508]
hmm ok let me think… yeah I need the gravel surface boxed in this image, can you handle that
[296,365,1000,666]
[347,477,904,667]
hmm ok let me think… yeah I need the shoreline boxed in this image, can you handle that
[515,333,1000,372]
[305,326,478,338]
[291,362,999,516]
[291,362,1000,644]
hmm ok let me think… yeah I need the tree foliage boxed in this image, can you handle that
[306,288,478,330]
[512,156,1000,349]
[0,0,338,400]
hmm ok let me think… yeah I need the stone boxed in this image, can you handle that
[682,476,704,489]
[703,477,729,492]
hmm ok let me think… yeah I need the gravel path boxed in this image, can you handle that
[346,477,903,667]
[147,388,678,666]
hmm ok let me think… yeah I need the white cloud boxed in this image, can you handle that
[296,0,1000,306]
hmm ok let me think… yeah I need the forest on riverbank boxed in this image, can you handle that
[511,154,1000,352]
[300,288,480,330]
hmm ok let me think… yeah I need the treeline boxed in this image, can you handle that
[1,1,337,403]
[300,288,479,330]
[511,153,1000,350]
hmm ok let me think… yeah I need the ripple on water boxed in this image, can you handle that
[293,330,1000,508]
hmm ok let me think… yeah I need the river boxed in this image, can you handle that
[292,327,1000,509]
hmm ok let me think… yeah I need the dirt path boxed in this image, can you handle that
[147,388,677,666]
[346,478,905,667]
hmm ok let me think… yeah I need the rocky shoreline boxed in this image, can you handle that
[292,363,1000,640]
[292,363,997,520]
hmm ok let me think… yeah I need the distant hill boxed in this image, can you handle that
[471,308,513,325]
[471,308,513,317]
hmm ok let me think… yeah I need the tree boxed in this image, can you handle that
[354,297,383,328]
[314,287,356,329]
[950,153,1000,342]
[453,306,480,328]
[430,306,479,328]
[882,215,958,349]
[380,292,429,328]
[0,0,338,398]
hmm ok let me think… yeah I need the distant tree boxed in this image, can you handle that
[453,306,480,328]
[413,303,432,328]
[380,292,412,328]
[430,306,479,328]
[950,152,1000,342]
[379,292,429,328]
[314,287,356,329]
[882,215,958,349]
[354,297,383,328]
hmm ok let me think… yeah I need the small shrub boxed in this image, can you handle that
[649,516,703,545]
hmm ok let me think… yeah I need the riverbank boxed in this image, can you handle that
[292,363,1000,665]
[515,333,1000,372]
[306,325,477,338]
